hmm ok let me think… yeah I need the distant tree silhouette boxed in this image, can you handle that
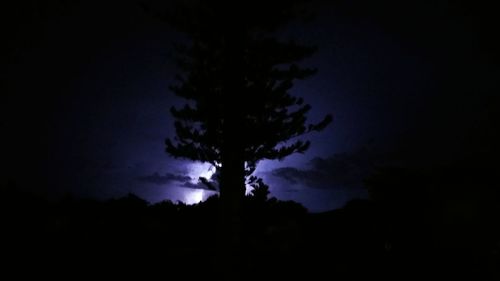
[158,0,332,214]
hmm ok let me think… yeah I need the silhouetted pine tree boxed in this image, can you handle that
[157,0,332,213]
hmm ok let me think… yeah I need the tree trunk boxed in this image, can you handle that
[217,112,246,278]
[219,135,246,217]
[216,14,247,276]
[219,14,246,216]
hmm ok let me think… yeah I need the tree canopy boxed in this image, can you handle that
[162,0,332,201]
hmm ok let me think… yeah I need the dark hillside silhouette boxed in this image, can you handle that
[364,164,499,278]
[3,175,499,279]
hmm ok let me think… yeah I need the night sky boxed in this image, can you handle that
[4,0,499,212]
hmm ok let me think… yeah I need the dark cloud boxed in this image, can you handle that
[272,167,321,186]
[181,181,217,191]
[137,172,192,185]
[137,172,218,191]
[271,148,378,189]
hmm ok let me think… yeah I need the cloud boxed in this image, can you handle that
[137,172,192,185]
[180,181,217,191]
[271,167,321,185]
[137,172,218,191]
[270,149,378,189]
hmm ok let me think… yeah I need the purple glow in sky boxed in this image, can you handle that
[7,1,496,213]
[3,0,386,211]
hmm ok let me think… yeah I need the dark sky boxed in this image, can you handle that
[4,0,499,212]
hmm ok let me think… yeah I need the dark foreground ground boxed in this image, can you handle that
[3,188,499,280]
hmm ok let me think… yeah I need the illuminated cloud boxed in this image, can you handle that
[270,149,378,189]
[137,172,192,185]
